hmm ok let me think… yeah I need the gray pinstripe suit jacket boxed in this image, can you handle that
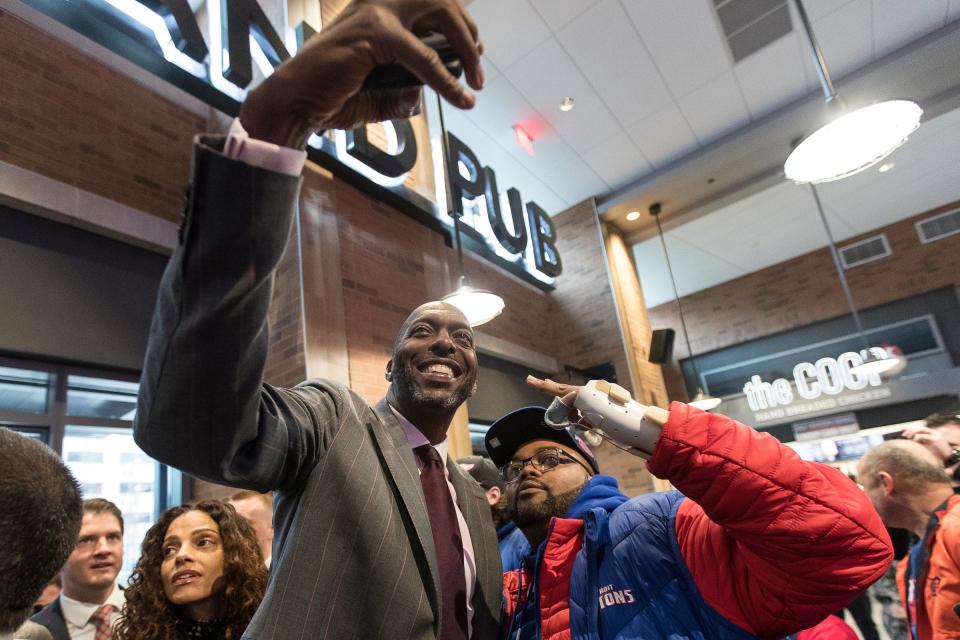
[133,138,502,639]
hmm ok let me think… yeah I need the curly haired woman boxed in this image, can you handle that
[115,501,267,640]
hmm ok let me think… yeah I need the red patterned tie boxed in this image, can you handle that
[92,604,114,640]
[415,444,468,640]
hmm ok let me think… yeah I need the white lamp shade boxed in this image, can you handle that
[849,346,906,378]
[689,388,722,411]
[442,286,505,327]
[784,100,922,184]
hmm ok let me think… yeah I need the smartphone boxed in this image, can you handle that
[364,32,463,90]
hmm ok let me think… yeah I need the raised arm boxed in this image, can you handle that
[527,378,893,638]
[134,0,484,490]
[654,403,893,638]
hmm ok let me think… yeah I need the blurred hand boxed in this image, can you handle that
[902,424,952,462]
[240,0,483,148]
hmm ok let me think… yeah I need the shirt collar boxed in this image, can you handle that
[388,405,449,466]
[60,582,124,628]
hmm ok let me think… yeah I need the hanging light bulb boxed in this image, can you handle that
[442,276,505,327]
[689,388,722,411]
[785,100,922,183]
[849,346,906,378]
[783,0,922,184]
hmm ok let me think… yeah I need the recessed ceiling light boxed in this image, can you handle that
[878,162,896,173]
[559,97,575,112]
[626,211,640,221]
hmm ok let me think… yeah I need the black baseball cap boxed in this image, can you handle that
[457,456,505,491]
[484,406,600,475]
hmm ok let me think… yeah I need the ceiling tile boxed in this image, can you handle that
[950,0,960,21]
[802,0,858,21]
[798,0,873,82]
[872,0,949,58]
[677,72,752,145]
[582,132,651,190]
[556,0,673,126]
[622,0,732,99]
[538,155,608,206]
[529,0,601,31]
[464,75,577,175]
[468,0,552,70]
[625,104,699,169]
[503,37,621,153]
[734,32,812,118]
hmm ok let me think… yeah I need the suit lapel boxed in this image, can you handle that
[369,400,442,626]
[447,457,503,628]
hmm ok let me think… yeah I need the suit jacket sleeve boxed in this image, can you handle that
[649,402,893,639]
[134,136,346,492]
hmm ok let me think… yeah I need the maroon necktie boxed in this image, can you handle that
[415,444,468,639]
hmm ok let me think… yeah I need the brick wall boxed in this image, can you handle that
[648,200,960,398]
[0,10,203,224]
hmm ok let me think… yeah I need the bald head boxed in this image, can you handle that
[393,301,468,353]
[859,439,951,492]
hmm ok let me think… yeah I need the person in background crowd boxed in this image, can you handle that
[131,1,502,637]
[457,456,509,528]
[32,499,125,640]
[114,501,266,640]
[228,491,273,568]
[903,412,960,488]
[484,380,893,640]
[458,455,527,571]
[858,439,960,640]
[33,577,62,615]
[0,428,82,640]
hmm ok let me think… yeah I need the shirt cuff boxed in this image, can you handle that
[224,118,307,176]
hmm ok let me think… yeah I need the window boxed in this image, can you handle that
[0,356,181,586]
[0,366,52,414]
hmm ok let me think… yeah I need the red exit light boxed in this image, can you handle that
[513,125,535,156]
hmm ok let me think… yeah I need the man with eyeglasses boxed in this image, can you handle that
[485,378,894,640]
[903,412,960,489]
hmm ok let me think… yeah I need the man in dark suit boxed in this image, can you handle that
[133,1,500,638]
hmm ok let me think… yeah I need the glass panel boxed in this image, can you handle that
[63,426,159,585]
[0,366,52,414]
[66,375,139,420]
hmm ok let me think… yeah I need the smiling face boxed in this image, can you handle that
[61,512,123,601]
[508,439,592,528]
[160,510,225,621]
[386,302,478,415]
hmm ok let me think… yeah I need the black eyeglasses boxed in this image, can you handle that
[501,448,591,483]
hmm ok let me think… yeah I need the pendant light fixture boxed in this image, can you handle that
[807,184,904,378]
[784,0,922,184]
[650,204,721,411]
[434,94,505,326]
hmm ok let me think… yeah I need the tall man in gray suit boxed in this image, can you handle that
[133,1,500,638]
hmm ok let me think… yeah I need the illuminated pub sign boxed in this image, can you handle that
[24,0,560,289]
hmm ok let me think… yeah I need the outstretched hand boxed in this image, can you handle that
[526,375,581,422]
[240,0,483,148]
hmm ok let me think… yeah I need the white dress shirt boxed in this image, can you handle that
[60,583,124,640]
[390,406,478,637]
